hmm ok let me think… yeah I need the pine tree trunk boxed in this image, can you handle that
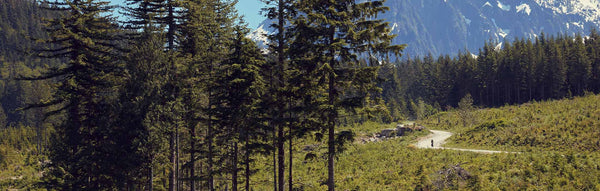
[277,124,285,191]
[273,127,278,191]
[208,98,214,191]
[206,54,215,190]
[176,124,180,191]
[190,122,196,191]
[327,72,335,191]
[327,29,336,191]
[277,0,286,190]
[288,135,293,191]
[233,141,239,191]
[148,166,153,191]
[167,0,176,190]
[167,0,175,51]
[245,133,250,191]
[169,128,176,191]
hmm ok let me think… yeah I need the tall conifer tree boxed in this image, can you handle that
[212,28,265,191]
[179,0,239,189]
[261,0,296,190]
[291,0,403,190]
[33,0,129,189]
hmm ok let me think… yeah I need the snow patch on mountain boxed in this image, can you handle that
[571,21,585,29]
[247,24,268,43]
[471,53,478,59]
[497,1,511,11]
[483,1,493,8]
[498,28,510,38]
[495,42,503,51]
[246,24,270,53]
[516,3,531,15]
[534,0,600,24]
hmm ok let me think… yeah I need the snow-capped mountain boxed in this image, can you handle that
[246,24,270,53]
[250,0,600,57]
[534,0,600,24]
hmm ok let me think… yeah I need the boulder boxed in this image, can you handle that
[396,126,412,136]
[380,129,396,137]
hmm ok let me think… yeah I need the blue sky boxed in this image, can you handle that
[108,0,265,29]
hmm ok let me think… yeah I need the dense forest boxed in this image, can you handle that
[381,31,600,121]
[1,0,399,190]
[1,0,600,190]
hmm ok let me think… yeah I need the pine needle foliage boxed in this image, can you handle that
[290,0,404,189]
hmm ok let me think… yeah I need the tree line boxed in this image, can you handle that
[8,0,401,190]
[380,31,600,120]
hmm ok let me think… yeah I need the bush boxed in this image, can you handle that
[472,119,508,131]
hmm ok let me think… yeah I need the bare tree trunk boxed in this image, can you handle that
[190,122,196,191]
[327,73,335,191]
[148,166,153,191]
[207,52,216,190]
[208,97,214,191]
[245,134,250,191]
[288,134,293,191]
[327,29,336,191]
[277,0,286,190]
[277,123,285,191]
[176,124,180,191]
[273,128,277,191]
[232,141,239,191]
[169,127,176,191]
[167,0,177,190]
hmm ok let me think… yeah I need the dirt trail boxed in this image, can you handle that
[413,130,517,154]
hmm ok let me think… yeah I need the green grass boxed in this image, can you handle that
[249,112,600,190]
[0,126,48,190]
[420,94,600,152]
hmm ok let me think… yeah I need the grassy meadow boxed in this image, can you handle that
[250,94,600,190]
[421,93,600,153]
[2,95,600,190]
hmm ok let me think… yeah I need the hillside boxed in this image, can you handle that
[246,93,600,190]
[0,0,55,189]
[421,94,600,152]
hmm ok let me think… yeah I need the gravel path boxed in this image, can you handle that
[414,130,517,154]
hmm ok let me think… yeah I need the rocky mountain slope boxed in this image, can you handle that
[250,0,600,57]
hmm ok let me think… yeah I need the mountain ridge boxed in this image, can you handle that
[248,0,600,57]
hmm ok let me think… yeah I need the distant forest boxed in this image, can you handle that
[1,0,600,190]
[382,31,600,121]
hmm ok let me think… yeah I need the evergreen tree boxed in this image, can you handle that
[31,0,131,189]
[122,0,165,31]
[291,0,403,190]
[179,0,239,189]
[566,34,592,95]
[545,35,567,99]
[586,28,600,93]
[122,26,170,191]
[261,0,296,190]
[123,1,185,190]
[213,28,265,191]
